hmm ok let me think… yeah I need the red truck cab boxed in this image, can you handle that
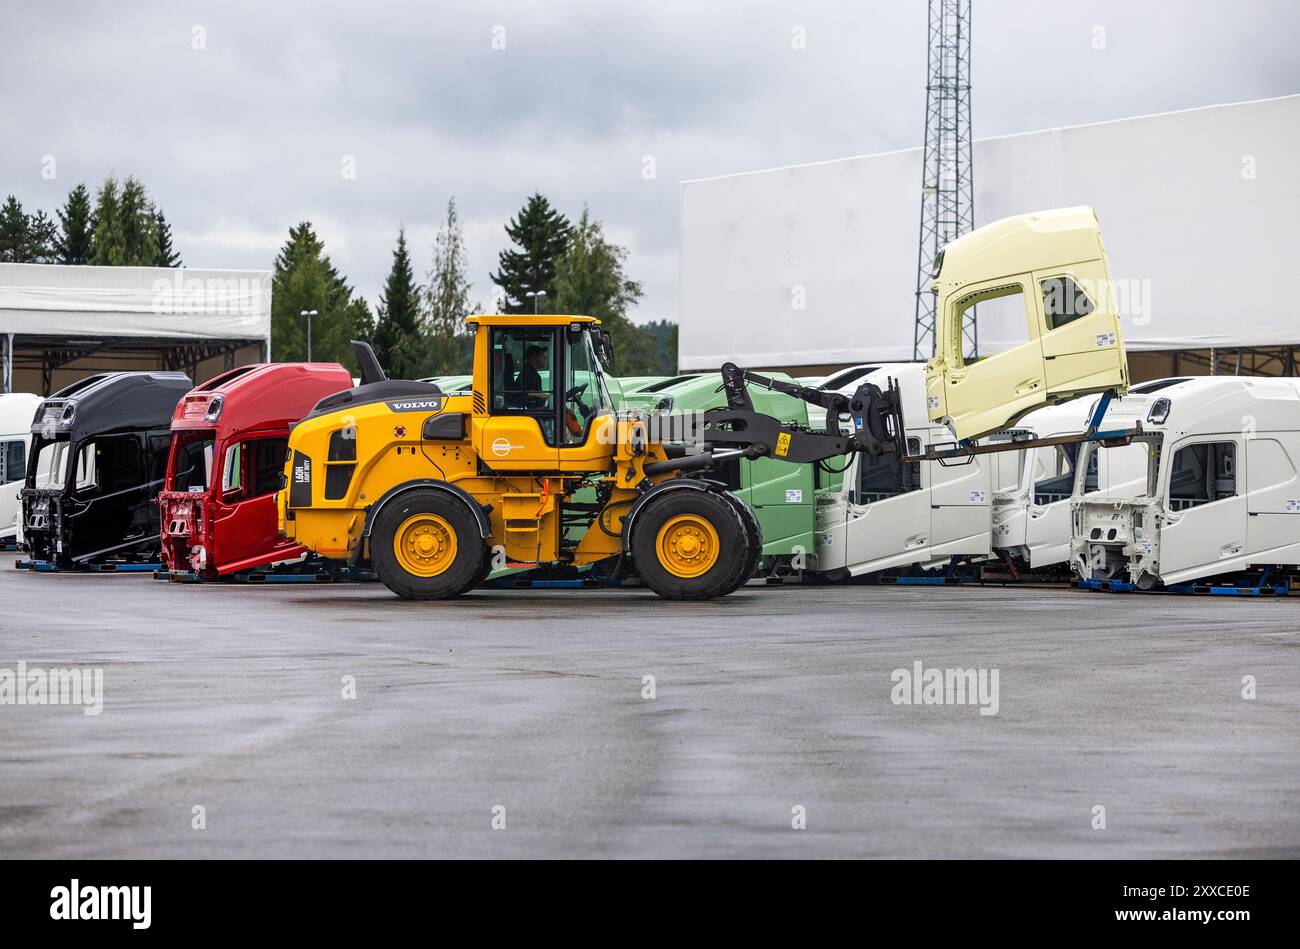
[159,362,352,579]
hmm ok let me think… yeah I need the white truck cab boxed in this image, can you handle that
[1071,377,1300,588]
[816,364,997,577]
[0,393,43,543]
[992,379,1191,570]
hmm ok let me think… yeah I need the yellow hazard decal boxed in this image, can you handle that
[775,432,792,457]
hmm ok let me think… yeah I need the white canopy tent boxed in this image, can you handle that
[0,263,272,394]
[679,94,1300,373]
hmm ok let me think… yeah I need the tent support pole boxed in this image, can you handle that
[2,333,11,394]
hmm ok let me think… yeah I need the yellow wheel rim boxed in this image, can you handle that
[393,513,458,577]
[655,514,720,579]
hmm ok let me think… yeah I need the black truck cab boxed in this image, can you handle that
[20,371,191,568]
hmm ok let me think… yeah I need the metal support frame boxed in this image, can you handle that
[2,332,11,394]
[912,0,975,361]
[907,390,1137,463]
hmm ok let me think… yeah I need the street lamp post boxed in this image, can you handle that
[300,309,318,361]
[524,290,547,314]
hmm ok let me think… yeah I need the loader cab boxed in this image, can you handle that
[924,207,1128,442]
[471,315,618,471]
[20,372,191,567]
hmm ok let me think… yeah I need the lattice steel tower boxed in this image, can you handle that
[912,0,975,360]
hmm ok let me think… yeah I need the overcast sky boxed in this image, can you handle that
[3,0,1297,322]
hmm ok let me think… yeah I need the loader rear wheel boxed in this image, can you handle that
[371,490,485,599]
[631,489,751,600]
[717,490,763,594]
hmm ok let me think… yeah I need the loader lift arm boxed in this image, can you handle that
[643,362,909,477]
[652,368,1141,478]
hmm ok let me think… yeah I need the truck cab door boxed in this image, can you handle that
[1244,434,1300,564]
[1158,438,1247,581]
[1036,270,1126,402]
[927,277,1045,441]
[929,437,992,560]
[842,436,929,574]
[210,436,293,573]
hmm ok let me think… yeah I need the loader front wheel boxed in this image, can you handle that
[631,489,751,600]
[371,490,486,599]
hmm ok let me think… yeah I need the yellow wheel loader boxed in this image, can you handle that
[277,206,1131,601]
[278,314,905,600]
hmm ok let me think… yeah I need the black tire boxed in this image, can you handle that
[369,489,486,599]
[630,488,752,600]
[716,490,763,594]
[453,543,494,595]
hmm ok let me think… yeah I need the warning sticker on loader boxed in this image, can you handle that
[1095,332,1117,348]
[785,489,803,504]
[1287,499,1300,512]
[928,396,941,410]
[969,490,987,504]
[775,432,792,457]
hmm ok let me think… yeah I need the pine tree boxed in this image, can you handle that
[419,197,475,376]
[89,176,123,265]
[490,193,570,313]
[153,207,181,267]
[550,207,657,374]
[371,227,421,376]
[271,221,374,373]
[55,184,93,264]
[0,196,29,262]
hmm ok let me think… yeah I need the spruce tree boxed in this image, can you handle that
[490,193,570,313]
[0,196,29,262]
[153,207,181,267]
[89,176,123,265]
[271,221,374,373]
[27,210,59,263]
[55,184,93,264]
[117,176,159,266]
[372,227,421,376]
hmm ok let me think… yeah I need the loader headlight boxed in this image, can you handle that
[1147,398,1171,425]
[655,396,674,411]
[204,394,224,422]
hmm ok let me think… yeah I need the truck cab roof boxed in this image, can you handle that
[0,392,43,437]
[32,371,192,441]
[172,362,352,437]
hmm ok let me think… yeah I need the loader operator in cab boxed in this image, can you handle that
[520,344,550,409]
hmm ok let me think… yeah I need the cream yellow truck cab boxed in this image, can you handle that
[924,207,1129,443]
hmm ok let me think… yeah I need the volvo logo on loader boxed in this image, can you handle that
[491,437,521,457]
[385,398,443,412]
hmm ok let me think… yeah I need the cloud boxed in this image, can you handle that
[2,0,1296,325]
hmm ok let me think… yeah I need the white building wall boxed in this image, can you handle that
[679,94,1300,370]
